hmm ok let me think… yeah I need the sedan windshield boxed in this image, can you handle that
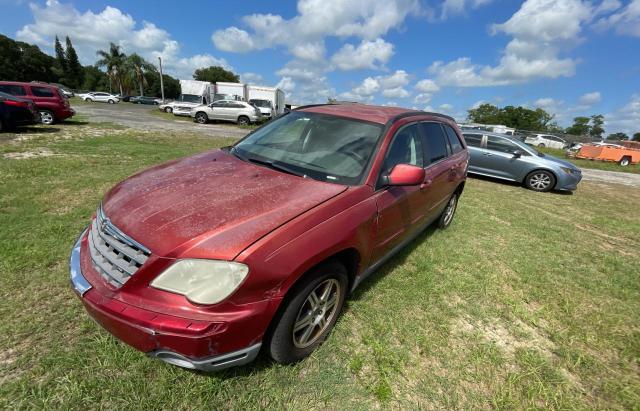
[233,111,383,185]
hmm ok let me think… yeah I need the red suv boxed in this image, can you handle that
[0,81,74,124]
[70,104,468,371]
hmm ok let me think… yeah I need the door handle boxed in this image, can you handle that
[420,179,432,190]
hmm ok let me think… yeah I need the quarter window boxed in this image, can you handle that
[463,133,483,148]
[443,125,464,154]
[383,123,424,174]
[421,122,449,164]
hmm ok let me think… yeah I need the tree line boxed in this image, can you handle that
[467,103,639,141]
[0,34,240,99]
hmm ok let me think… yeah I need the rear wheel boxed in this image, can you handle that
[437,193,458,229]
[195,112,208,124]
[525,170,555,192]
[164,107,173,113]
[108,99,115,104]
[39,110,55,125]
[619,156,631,167]
[538,143,546,148]
[85,98,93,102]
[238,115,250,126]
[267,261,348,364]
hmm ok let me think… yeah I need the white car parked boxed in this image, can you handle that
[80,92,120,104]
[524,134,567,149]
[190,100,263,125]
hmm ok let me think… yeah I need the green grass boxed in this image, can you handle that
[149,109,261,130]
[1,122,639,409]
[537,146,640,174]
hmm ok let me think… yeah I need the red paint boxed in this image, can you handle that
[75,104,468,361]
[0,81,74,122]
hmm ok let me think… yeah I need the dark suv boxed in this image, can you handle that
[70,103,468,371]
[0,81,74,124]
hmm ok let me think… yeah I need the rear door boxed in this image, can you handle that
[371,122,427,262]
[480,135,530,180]
[419,122,454,216]
[29,85,58,112]
[208,101,231,120]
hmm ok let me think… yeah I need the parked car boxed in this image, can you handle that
[80,92,119,104]
[463,131,581,191]
[0,91,40,131]
[524,134,567,149]
[129,96,158,105]
[0,81,74,124]
[191,100,263,125]
[50,83,74,98]
[70,104,469,371]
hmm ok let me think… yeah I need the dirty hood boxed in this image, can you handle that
[101,150,347,259]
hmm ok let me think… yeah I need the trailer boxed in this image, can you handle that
[575,144,640,166]
[246,85,285,118]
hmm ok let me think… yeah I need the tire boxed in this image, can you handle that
[39,110,55,125]
[237,115,250,126]
[525,170,556,192]
[437,193,458,229]
[538,143,546,148]
[195,112,208,124]
[619,156,631,167]
[267,261,348,364]
[164,107,173,113]
[108,99,115,104]
[85,98,93,102]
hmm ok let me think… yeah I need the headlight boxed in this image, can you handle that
[560,167,576,174]
[150,259,249,305]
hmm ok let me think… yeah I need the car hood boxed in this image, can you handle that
[101,150,347,259]
[540,154,580,170]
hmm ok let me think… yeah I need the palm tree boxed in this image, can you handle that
[96,43,126,96]
[125,54,156,96]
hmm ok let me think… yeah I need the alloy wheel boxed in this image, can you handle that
[529,173,551,190]
[196,113,207,124]
[443,195,457,226]
[292,279,341,348]
[39,111,54,125]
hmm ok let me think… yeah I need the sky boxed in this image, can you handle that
[1,0,639,134]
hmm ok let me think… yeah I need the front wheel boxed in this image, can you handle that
[538,143,546,148]
[108,99,115,104]
[39,110,55,125]
[164,107,173,113]
[525,170,556,192]
[267,261,348,364]
[437,193,458,229]
[195,112,208,124]
[85,98,93,102]
[237,115,250,126]
[619,156,631,167]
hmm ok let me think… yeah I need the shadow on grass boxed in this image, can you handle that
[468,174,574,195]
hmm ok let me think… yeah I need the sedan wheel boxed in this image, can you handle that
[39,110,55,125]
[267,261,348,364]
[108,99,115,104]
[525,170,555,192]
[238,116,250,126]
[195,112,208,124]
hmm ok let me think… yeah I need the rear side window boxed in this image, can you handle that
[463,134,483,148]
[443,125,464,154]
[0,84,26,96]
[383,123,423,174]
[421,122,449,164]
[486,136,522,154]
[31,86,55,97]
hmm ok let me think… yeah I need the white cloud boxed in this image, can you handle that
[594,0,640,37]
[210,27,256,53]
[604,94,640,135]
[578,91,601,106]
[414,93,433,104]
[382,87,410,98]
[338,70,411,102]
[240,72,264,84]
[378,70,410,88]
[290,41,326,61]
[16,0,229,79]
[414,78,440,93]
[330,38,394,71]
[534,97,564,112]
[441,0,495,19]
[429,0,593,87]
[275,60,334,103]
[439,103,454,113]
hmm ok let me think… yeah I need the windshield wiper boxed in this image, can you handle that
[243,155,305,177]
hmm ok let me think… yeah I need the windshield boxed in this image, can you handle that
[233,111,383,185]
[250,100,271,108]
[178,94,202,103]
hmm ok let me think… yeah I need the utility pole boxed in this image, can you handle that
[158,56,165,103]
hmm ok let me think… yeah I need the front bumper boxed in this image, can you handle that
[556,171,582,191]
[69,230,268,371]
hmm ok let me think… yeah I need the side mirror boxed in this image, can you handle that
[386,164,426,186]
[512,149,523,158]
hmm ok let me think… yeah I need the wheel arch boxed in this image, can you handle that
[524,167,558,187]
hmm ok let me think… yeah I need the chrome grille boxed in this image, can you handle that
[88,207,150,287]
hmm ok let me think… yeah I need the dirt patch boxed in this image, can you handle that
[3,149,57,159]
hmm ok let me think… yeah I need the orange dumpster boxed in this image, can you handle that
[575,145,640,166]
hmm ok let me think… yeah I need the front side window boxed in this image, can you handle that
[233,111,383,185]
[31,86,55,97]
[486,136,522,154]
[421,122,449,164]
[0,85,26,96]
[382,123,423,175]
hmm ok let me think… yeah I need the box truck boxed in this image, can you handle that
[214,82,246,102]
[246,85,285,119]
[159,80,214,116]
